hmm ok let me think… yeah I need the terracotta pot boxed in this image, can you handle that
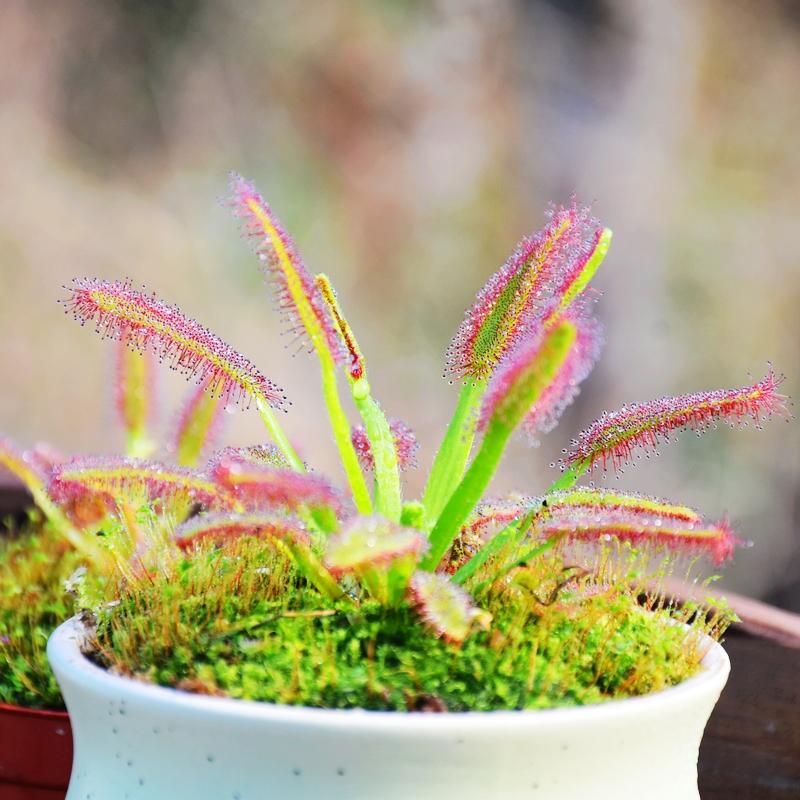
[0,702,72,799]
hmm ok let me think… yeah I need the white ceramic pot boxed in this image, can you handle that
[48,617,729,800]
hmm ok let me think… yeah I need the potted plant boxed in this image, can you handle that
[35,175,786,799]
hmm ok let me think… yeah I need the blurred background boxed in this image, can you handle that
[0,0,797,608]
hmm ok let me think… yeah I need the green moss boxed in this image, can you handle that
[0,520,84,709]
[93,539,722,712]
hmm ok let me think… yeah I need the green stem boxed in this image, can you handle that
[283,540,344,601]
[256,397,306,473]
[319,352,373,515]
[420,418,512,571]
[544,461,585,494]
[353,387,400,521]
[422,378,486,528]
[452,461,589,586]
[452,509,535,585]
[471,534,563,597]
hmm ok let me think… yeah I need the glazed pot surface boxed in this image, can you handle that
[49,617,729,800]
[0,701,72,799]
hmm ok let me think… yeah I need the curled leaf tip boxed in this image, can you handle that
[315,273,365,381]
[114,339,157,441]
[562,368,788,473]
[63,278,288,411]
[409,571,491,644]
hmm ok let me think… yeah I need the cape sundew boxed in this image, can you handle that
[564,369,788,472]
[536,505,738,566]
[211,457,342,512]
[465,488,701,541]
[230,174,346,364]
[324,516,428,576]
[446,202,600,381]
[409,571,489,644]
[49,457,231,510]
[63,278,287,410]
[174,512,308,550]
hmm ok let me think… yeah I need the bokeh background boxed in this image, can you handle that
[1,0,798,608]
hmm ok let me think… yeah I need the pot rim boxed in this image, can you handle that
[0,701,69,721]
[48,616,730,732]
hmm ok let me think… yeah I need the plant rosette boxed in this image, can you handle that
[49,616,728,800]
[0,177,786,798]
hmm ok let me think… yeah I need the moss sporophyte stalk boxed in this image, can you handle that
[0,175,789,711]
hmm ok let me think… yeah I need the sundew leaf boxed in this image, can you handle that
[540,226,613,331]
[541,488,703,524]
[409,571,491,644]
[173,512,309,549]
[114,340,157,457]
[230,176,373,515]
[522,312,603,442]
[210,456,342,514]
[63,278,287,410]
[315,271,403,521]
[562,368,788,473]
[535,503,739,566]
[315,273,365,381]
[465,488,703,541]
[229,174,346,365]
[480,321,578,432]
[324,516,427,576]
[446,202,598,381]
[49,457,232,511]
[208,445,290,471]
